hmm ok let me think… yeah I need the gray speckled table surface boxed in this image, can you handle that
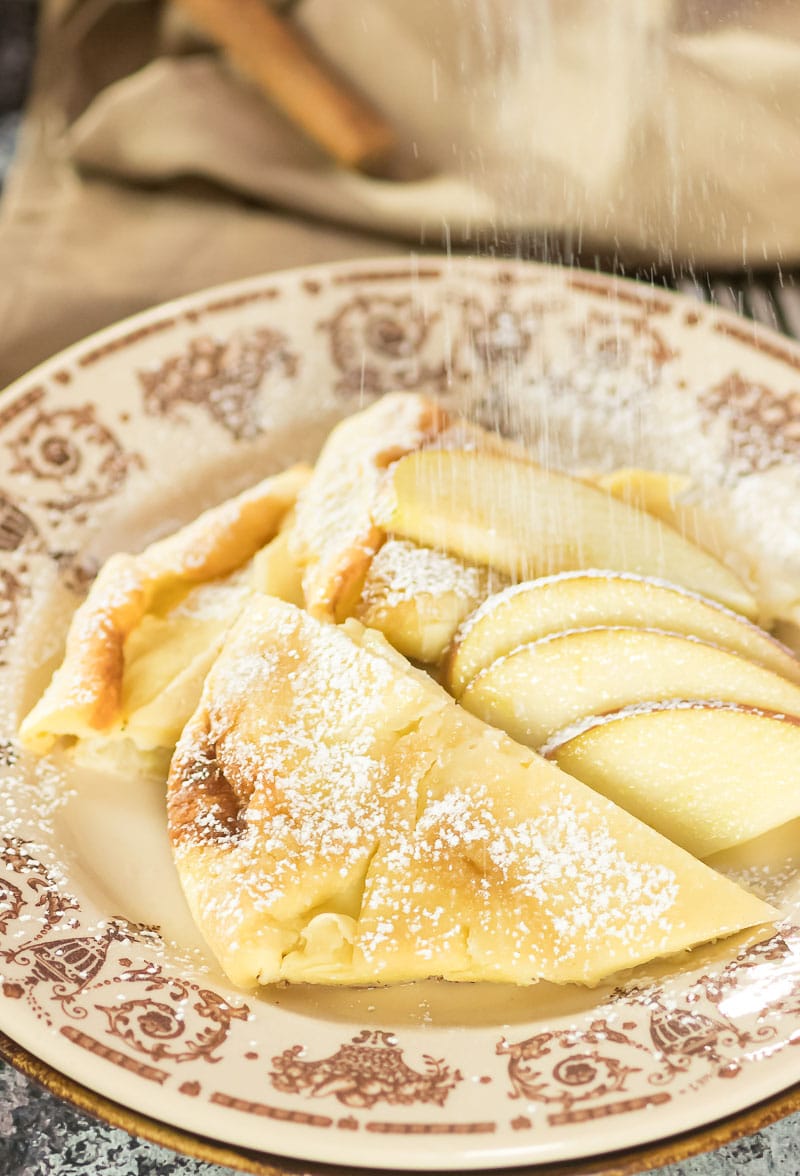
[0,1056,799,1175]
[3,4,800,1173]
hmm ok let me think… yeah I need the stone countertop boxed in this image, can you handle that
[1,1056,800,1175]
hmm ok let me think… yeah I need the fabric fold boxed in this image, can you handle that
[4,0,800,390]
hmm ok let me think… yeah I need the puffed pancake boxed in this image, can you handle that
[166,595,773,989]
[355,539,503,665]
[289,392,451,622]
[289,391,521,624]
[19,465,310,769]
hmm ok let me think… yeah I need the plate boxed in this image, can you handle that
[1,257,800,1174]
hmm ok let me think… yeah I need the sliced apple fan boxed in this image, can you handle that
[375,449,757,617]
[462,626,800,749]
[167,596,772,989]
[446,571,800,698]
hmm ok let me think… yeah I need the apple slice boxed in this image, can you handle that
[594,468,692,519]
[355,539,503,664]
[594,466,752,585]
[374,450,757,620]
[544,700,800,858]
[444,571,800,698]
[462,626,800,749]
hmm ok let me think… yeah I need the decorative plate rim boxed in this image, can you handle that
[5,253,800,404]
[2,254,800,1173]
[3,1031,800,1176]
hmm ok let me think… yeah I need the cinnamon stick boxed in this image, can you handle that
[175,0,396,170]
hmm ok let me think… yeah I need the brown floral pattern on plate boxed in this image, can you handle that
[498,1018,660,1110]
[0,837,79,941]
[569,309,677,378]
[97,972,249,1065]
[0,838,249,1068]
[700,373,800,474]
[2,918,157,1028]
[0,495,39,554]
[321,294,447,396]
[1,398,142,511]
[0,496,39,656]
[138,329,298,440]
[0,569,26,656]
[454,294,549,373]
[269,1030,463,1109]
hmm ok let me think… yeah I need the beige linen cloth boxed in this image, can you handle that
[3,0,800,389]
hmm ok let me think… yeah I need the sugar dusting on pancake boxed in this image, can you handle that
[290,393,452,622]
[167,596,772,989]
[19,464,310,755]
[360,540,487,611]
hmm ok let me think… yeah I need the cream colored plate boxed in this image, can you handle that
[1,258,800,1172]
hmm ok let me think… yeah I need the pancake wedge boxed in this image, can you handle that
[289,393,451,622]
[19,464,309,759]
[445,572,800,698]
[462,626,800,749]
[374,450,757,618]
[249,508,305,607]
[288,396,524,624]
[167,596,773,989]
[356,540,502,664]
[545,701,800,858]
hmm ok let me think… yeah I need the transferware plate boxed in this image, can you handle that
[1,257,800,1172]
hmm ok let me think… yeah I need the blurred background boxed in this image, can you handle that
[2,0,800,390]
[0,0,35,180]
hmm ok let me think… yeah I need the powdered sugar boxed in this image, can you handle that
[169,596,761,988]
[362,540,485,610]
[413,784,679,960]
